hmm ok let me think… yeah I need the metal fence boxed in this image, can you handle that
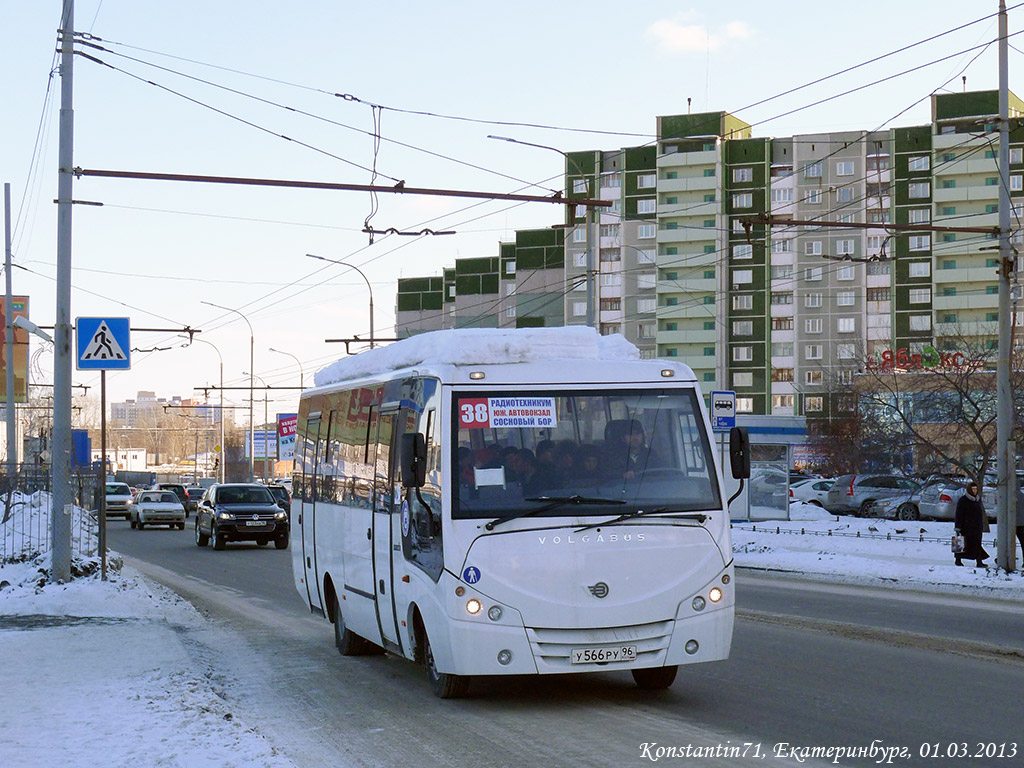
[0,466,103,564]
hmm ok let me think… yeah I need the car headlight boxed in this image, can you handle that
[274,511,287,520]
[217,511,234,520]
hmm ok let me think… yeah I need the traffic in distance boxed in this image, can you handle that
[290,327,749,698]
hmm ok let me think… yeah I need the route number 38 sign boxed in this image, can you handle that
[458,397,557,429]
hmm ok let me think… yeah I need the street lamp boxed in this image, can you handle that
[244,371,270,482]
[269,347,304,389]
[185,335,225,483]
[203,301,254,480]
[306,254,375,347]
[487,135,596,328]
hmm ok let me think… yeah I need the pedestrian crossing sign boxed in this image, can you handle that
[76,317,131,370]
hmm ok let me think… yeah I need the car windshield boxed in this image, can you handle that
[106,484,130,495]
[218,486,274,505]
[453,388,720,520]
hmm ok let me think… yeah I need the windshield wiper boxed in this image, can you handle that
[484,495,626,531]
[574,506,707,533]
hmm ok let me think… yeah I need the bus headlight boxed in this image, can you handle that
[487,605,503,621]
[466,598,483,615]
[708,587,723,603]
[692,596,706,611]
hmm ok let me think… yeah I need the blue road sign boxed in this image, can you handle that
[76,317,131,370]
[710,390,736,432]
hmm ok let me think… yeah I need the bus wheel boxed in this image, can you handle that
[631,665,678,690]
[333,594,367,656]
[424,631,469,699]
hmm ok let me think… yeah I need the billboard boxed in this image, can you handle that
[244,429,278,459]
[277,413,297,461]
[0,296,29,403]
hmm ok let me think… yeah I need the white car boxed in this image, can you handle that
[789,478,835,507]
[130,491,186,530]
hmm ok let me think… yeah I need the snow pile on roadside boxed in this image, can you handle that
[0,491,298,768]
[732,502,1024,597]
[1,490,102,582]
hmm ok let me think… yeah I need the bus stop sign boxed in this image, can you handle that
[710,390,736,432]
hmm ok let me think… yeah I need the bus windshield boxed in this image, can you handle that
[453,388,720,519]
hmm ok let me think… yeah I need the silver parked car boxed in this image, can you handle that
[789,478,835,507]
[824,474,919,516]
[916,477,996,522]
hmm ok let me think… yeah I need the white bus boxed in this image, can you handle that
[292,327,741,698]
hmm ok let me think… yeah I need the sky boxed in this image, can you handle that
[2,496,1023,766]
[1,1,1023,421]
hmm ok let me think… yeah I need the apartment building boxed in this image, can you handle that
[395,90,1024,421]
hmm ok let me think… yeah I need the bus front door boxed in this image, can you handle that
[301,414,325,614]
[371,411,402,650]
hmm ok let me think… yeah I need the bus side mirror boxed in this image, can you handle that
[400,433,427,488]
[729,427,750,480]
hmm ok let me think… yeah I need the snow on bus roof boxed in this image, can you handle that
[314,327,639,387]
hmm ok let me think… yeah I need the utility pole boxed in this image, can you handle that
[52,0,75,582]
[5,183,16,474]
[996,0,1017,573]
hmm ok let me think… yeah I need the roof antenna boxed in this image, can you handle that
[963,75,967,92]
[687,97,692,115]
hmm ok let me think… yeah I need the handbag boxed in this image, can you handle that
[951,532,965,554]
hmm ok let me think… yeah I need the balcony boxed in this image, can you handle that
[933,266,998,284]
[659,175,718,194]
[658,328,718,345]
[659,276,716,293]
[933,293,998,311]
[658,149,718,168]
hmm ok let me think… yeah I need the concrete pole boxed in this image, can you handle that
[997,0,1017,572]
[5,183,16,473]
[52,0,75,582]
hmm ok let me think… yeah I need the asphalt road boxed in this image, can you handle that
[108,521,1024,768]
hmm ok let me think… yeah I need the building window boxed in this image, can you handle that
[733,320,753,336]
[637,248,655,263]
[771,342,794,357]
[805,370,823,385]
[909,208,930,224]
[770,265,794,280]
[733,346,753,362]
[909,288,931,304]
[704,269,716,279]
[836,240,855,256]
[600,173,622,188]
[908,182,930,198]
[637,224,656,239]
[506,306,517,318]
[805,396,824,412]
[733,167,753,182]
[771,238,793,253]
[1012,175,1023,191]
[600,248,621,262]
[909,235,931,251]
[908,155,930,172]
[805,266,823,282]
[770,291,793,305]
[733,193,753,208]
[771,317,794,330]
[771,188,794,204]
[942,287,956,297]
[805,189,823,205]
[908,261,931,278]
[737,397,755,413]
[836,161,855,176]
[837,265,855,281]
[733,269,753,285]
[637,173,656,189]
[805,345,823,360]
[772,394,795,409]
[571,252,586,269]
[703,320,716,330]
[733,371,753,387]
[909,314,932,332]
[1011,148,1023,164]
[599,273,622,287]
[704,168,716,177]
[572,302,586,317]
[574,204,586,219]
[866,287,891,301]
[867,261,891,275]
[703,295,716,305]
[573,228,586,243]
[805,318,823,334]
[805,293,822,308]
[702,347,715,356]
[637,274,656,291]
[805,241,823,255]
[837,317,856,333]
[600,224,620,239]
[986,177,999,186]
[637,199,656,215]
[835,187,855,203]
[837,290,855,306]
[837,343,856,359]
[733,243,753,260]
[772,368,794,382]
[572,178,588,194]
[600,298,622,312]
[805,162,822,178]
[637,298,656,313]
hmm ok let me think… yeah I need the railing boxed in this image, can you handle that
[0,466,103,565]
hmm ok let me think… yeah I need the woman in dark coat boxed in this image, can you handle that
[954,481,989,568]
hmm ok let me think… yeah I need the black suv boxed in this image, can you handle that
[195,483,289,550]
[151,483,191,518]
[266,484,291,515]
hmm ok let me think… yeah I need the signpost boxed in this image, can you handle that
[76,317,130,581]
[710,390,736,433]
